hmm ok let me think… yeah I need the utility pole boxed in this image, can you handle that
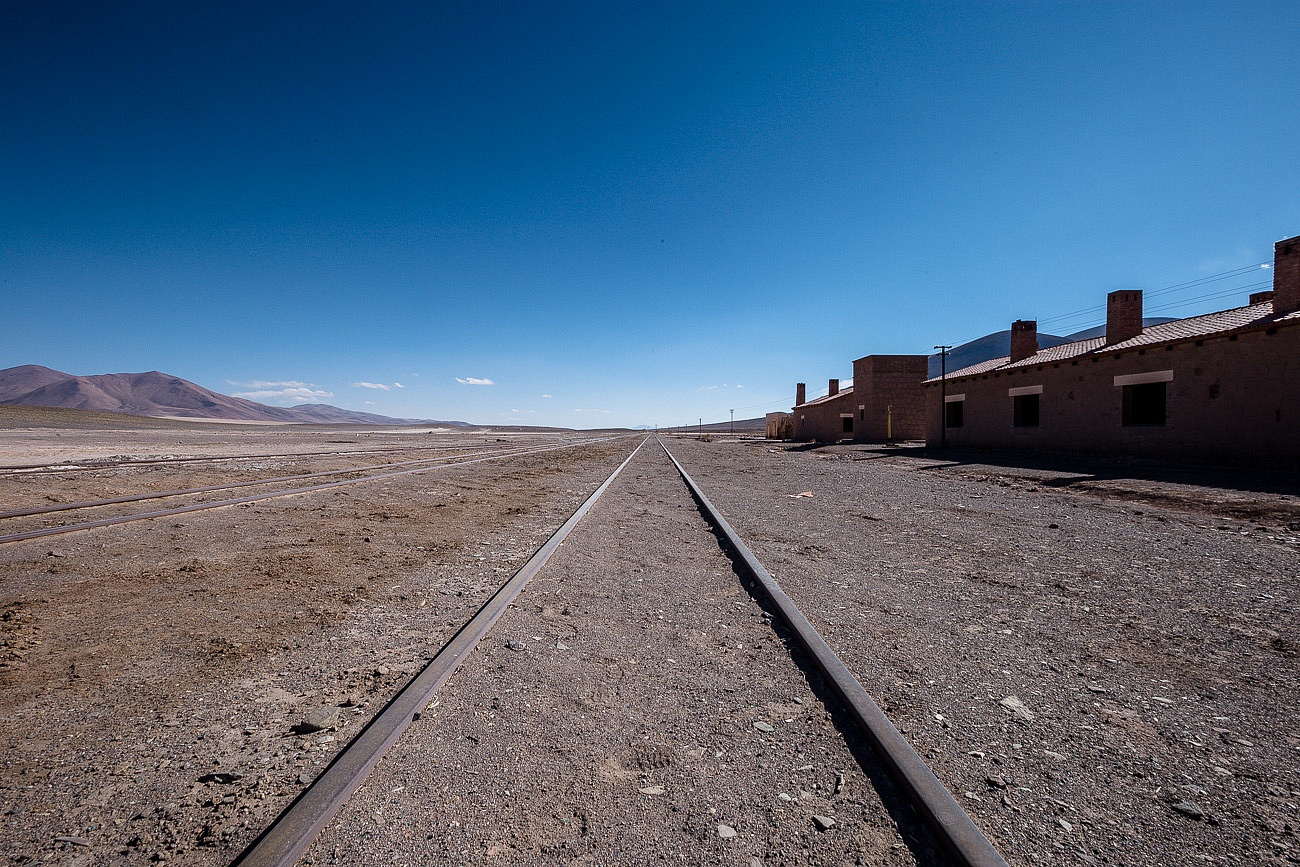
[934,345,952,449]
[699,417,703,439]
[729,409,734,434]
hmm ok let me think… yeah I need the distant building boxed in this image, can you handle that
[923,234,1300,464]
[765,411,793,439]
[792,355,929,443]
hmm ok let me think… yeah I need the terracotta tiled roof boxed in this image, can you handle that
[796,385,855,407]
[926,300,1299,384]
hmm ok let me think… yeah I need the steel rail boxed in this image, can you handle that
[231,436,647,867]
[0,443,566,521]
[0,436,631,545]
[658,438,1010,867]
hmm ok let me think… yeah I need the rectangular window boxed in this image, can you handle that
[1122,382,1166,426]
[945,400,964,428]
[842,416,853,434]
[1013,394,1040,427]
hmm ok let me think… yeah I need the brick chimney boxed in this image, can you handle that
[796,382,806,406]
[1106,290,1144,345]
[1274,234,1300,315]
[828,379,839,397]
[1250,290,1275,305]
[1010,319,1038,362]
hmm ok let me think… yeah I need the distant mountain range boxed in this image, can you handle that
[0,365,468,426]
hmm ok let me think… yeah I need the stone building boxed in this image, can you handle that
[791,354,929,443]
[923,234,1300,464]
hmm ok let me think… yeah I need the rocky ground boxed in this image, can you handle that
[1,419,1296,865]
[666,438,1300,867]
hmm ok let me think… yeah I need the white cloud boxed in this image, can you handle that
[230,381,334,403]
[696,383,744,392]
[456,377,495,386]
[573,408,612,414]
[541,393,553,399]
[352,381,405,391]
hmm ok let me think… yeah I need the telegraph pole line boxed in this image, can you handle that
[934,345,952,449]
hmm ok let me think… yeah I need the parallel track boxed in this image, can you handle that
[232,437,1008,866]
[0,436,628,545]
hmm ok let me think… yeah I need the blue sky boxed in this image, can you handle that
[3,2,1295,427]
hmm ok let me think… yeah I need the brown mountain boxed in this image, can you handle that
[0,364,71,402]
[0,366,465,425]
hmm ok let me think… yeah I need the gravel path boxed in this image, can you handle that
[667,438,1299,867]
[307,439,933,866]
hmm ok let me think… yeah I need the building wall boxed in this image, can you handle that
[851,355,928,442]
[923,323,1300,463]
[765,412,793,439]
[793,390,858,442]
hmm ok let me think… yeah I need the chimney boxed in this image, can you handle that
[828,379,839,397]
[1106,290,1144,345]
[1274,234,1300,315]
[1010,319,1038,362]
[796,382,806,406]
[1250,290,1274,305]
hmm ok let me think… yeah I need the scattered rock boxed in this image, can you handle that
[197,772,243,785]
[53,836,89,846]
[986,774,1008,789]
[717,823,737,839]
[753,721,775,733]
[1057,817,1073,832]
[293,706,341,734]
[812,815,836,831]
[638,786,664,795]
[1171,801,1205,820]
[505,640,527,652]
[998,695,1035,721]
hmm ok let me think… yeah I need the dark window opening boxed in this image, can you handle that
[842,417,853,434]
[1012,394,1040,427]
[945,401,964,428]
[1122,382,1166,426]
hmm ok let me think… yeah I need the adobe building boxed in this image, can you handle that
[791,354,929,443]
[765,411,793,439]
[923,234,1300,464]
[792,378,856,442]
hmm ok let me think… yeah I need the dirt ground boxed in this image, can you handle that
[1,418,1297,865]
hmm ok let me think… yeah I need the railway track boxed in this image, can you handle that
[0,435,628,544]
[0,435,554,474]
[233,437,1008,866]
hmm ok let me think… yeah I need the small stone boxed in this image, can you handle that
[297,772,313,785]
[1151,697,1175,705]
[293,706,340,734]
[753,721,775,733]
[998,696,1034,721]
[986,775,1008,789]
[197,772,243,785]
[638,786,664,795]
[54,836,89,847]
[505,640,527,652]
[717,824,737,839]
[1086,685,1107,693]
[812,815,836,831]
[1056,818,1073,832]
[1171,801,1205,819]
